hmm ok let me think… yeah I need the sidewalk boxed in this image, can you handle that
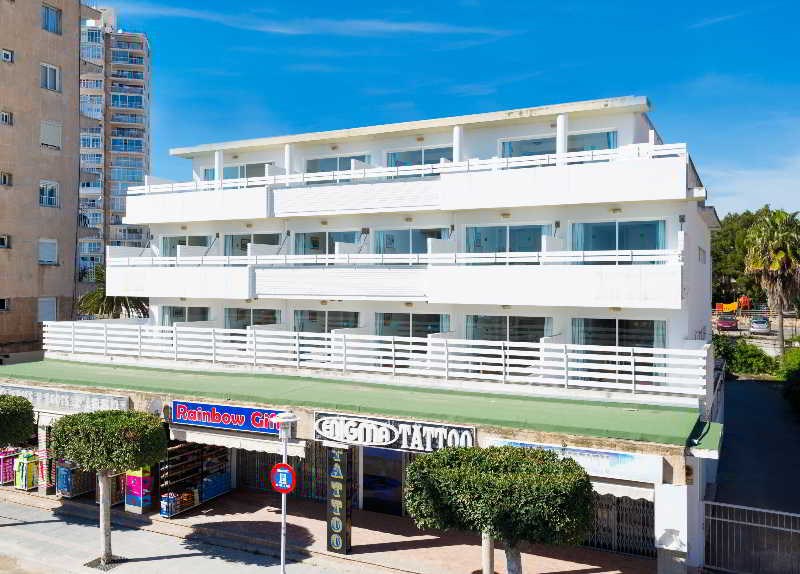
[1,486,655,574]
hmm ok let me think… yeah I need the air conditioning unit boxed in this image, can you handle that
[1,49,13,63]
[0,111,11,126]
[0,235,9,248]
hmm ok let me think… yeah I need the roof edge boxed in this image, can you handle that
[170,95,650,158]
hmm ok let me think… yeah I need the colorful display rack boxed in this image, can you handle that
[0,449,19,485]
[13,451,38,491]
[159,442,231,518]
[56,463,95,498]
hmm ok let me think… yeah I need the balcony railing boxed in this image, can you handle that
[43,320,709,407]
[128,143,687,197]
[107,249,682,268]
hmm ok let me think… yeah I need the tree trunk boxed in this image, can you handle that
[505,543,522,574]
[481,531,494,574]
[777,303,785,357]
[98,471,113,565]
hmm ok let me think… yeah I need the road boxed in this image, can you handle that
[0,501,356,574]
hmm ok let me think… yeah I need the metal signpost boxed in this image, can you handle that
[272,412,298,574]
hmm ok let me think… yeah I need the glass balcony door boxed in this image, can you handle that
[375,228,448,255]
[375,313,450,338]
[571,220,666,263]
[224,233,281,256]
[571,318,666,348]
[225,308,280,329]
[294,310,359,333]
[466,315,549,343]
[466,225,552,256]
[160,235,210,257]
[294,231,359,256]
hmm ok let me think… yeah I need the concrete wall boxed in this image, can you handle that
[0,0,81,351]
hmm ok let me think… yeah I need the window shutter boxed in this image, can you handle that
[40,121,62,148]
[38,239,58,263]
[37,297,57,322]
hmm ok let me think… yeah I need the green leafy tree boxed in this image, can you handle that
[405,446,593,574]
[51,411,167,566]
[711,207,769,305]
[77,264,148,319]
[0,395,35,446]
[745,209,800,355]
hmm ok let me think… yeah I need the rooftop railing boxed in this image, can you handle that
[128,143,687,196]
[43,320,709,407]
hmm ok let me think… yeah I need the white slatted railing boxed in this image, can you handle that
[43,321,708,406]
[127,143,687,196]
[107,249,682,268]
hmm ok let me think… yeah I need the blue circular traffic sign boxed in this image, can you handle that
[270,463,297,494]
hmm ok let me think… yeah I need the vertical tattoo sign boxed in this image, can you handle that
[327,446,352,554]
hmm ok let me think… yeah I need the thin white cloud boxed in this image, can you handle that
[703,153,800,215]
[112,1,509,37]
[446,72,541,97]
[688,11,748,30]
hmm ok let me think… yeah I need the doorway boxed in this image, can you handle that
[362,447,404,515]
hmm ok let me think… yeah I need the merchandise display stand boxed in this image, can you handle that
[0,449,19,485]
[56,462,96,498]
[13,451,38,491]
[95,472,125,506]
[159,441,231,518]
[125,466,154,514]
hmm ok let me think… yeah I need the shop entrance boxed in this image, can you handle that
[362,447,404,516]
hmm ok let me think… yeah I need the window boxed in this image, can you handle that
[305,155,370,183]
[111,94,143,109]
[224,233,281,256]
[111,69,144,80]
[501,131,618,158]
[80,79,103,90]
[111,138,144,153]
[37,297,57,322]
[79,241,102,254]
[40,63,61,91]
[466,315,551,343]
[387,147,452,167]
[224,308,281,329]
[111,112,144,124]
[39,180,59,207]
[80,133,102,149]
[40,120,62,149]
[295,231,359,256]
[203,163,267,181]
[38,239,58,264]
[110,167,144,183]
[1,49,13,63]
[160,235,209,257]
[1,172,12,186]
[82,28,102,44]
[112,156,144,168]
[80,44,102,60]
[465,224,552,254]
[0,299,9,312]
[0,235,9,248]
[375,228,449,255]
[376,313,450,338]
[294,310,359,333]
[81,153,103,165]
[80,94,103,119]
[0,111,12,126]
[571,220,666,253]
[41,4,62,34]
[111,127,144,138]
[86,212,102,226]
[160,306,209,326]
[571,318,667,348]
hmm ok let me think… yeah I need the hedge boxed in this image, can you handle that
[0,395,36,446]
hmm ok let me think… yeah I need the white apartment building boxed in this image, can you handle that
[41,96,723,572]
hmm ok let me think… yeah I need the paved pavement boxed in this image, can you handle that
[0,501,353,574]
[714,379,800,513]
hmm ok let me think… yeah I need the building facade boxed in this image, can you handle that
[0,0,81,352]
[41,96,722,572]
[77,6,150,288]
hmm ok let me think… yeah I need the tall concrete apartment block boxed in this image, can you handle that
[0,0,81,352]
[78,6,150,288]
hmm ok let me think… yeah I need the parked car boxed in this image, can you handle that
[749,316,771,335]
[716,314,739,331]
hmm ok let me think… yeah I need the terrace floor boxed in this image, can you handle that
[0,359,720,447]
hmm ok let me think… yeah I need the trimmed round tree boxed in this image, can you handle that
[405,446,594,574]
[51,410,167,566]
[0,395,35,447]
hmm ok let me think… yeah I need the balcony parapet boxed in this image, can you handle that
[43,320,709,408]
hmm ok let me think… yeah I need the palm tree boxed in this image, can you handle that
[78,264,149,319]
[745,209,800,355]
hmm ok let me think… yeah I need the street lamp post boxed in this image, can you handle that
[274,411,298,574]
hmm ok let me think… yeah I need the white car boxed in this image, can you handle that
[749,316,771,335]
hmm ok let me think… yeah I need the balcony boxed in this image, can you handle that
[106,249,683,309]
[42,319,710,408]
[125,185,272,224]
[125,144,701,224]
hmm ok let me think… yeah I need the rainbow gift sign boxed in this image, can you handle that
[171,400,285,435]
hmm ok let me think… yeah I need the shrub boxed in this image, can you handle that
[0,395,36,446]
[712,334,736,363]
[728,340,779,375]
[778,348,800,384]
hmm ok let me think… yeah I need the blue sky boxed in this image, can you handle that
[108,0,799,215]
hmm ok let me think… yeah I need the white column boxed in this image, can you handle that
[214,150,224,188]
[452,125,464,163]
[556,113,568,165]
[283,144,293,187]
